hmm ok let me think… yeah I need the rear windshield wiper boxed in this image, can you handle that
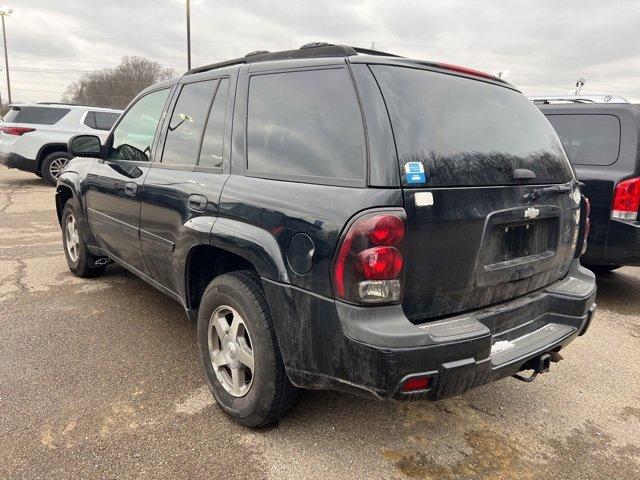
[524,179,583,202]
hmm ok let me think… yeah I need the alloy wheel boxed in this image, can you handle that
[65,214,80,263]
[208,305,255,397]
[49,157,69,179]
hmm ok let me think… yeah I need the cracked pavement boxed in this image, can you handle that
[1,166,639,479]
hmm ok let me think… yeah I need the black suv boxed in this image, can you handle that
[56,44,596,427]
[535,98,640,272]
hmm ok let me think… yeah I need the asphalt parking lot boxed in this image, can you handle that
[1,166,639,480]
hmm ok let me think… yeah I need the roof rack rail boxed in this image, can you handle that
[245,50,270,57]
[351,46,403,58]
[34,101,120,109]
[184,42,403,76]
[529,94,630,104]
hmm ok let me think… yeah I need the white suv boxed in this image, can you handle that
[0,103,122,184]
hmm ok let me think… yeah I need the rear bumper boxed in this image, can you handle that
[0,152,38,173]
[264,259,596,400]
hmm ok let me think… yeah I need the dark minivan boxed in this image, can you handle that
[536,97,640,271]
[56,44,596,426]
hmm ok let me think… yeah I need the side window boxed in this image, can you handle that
[110,88,170,162]
[94,112,120,131]
[83,111,97,129]
[199,78,229,167]
[85,111,119,130]
[247,68,366,182]
[162,79,217,166]
[546,114,621,166]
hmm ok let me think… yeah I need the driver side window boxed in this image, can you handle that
[110,88,170,161]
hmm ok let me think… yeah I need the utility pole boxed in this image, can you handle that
[0,7,12,105]
[186,0,191,70]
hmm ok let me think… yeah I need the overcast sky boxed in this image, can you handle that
[4,0,640,104]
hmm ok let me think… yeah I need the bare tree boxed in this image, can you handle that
[62,56,176,109]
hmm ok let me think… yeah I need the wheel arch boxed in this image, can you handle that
[55,184,74,225]
[185,218,290,312]
[37,142,70,172]
[185,244,257,312]
[55,172,84,225]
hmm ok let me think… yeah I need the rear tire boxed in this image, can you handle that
[41,151,73,185]
[61,202,106,278]
[197,270,301,427]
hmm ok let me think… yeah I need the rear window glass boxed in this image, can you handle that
[247,68,365,183]
[545,114,620,166]
[3,106,70,125]
[371,66,574,187]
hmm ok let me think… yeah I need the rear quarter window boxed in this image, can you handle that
[246,68,366,185]
[3,106,70,125]
[545,114,621,166]
[94,111,120,130]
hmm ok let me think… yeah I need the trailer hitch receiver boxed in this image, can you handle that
[512,353,552,382]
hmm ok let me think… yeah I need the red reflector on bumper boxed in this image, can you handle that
[401,376,431,392]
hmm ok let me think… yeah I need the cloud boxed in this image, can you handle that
[2,0,638,103]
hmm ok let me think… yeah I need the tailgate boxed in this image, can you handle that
[402,185,579,322]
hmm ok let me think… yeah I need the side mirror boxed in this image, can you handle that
[68,134,103,158]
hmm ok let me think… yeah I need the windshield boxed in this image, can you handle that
[371,65,574,187]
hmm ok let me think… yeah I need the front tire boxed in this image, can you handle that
[197,271,301,427]
[42,151,73,185]
[61,202,106,278]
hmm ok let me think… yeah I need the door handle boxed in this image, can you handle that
[124,182,138,197]
[187,194,208,212]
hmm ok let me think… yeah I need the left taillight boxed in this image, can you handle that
[0,126,36,136]
[332,210,406,304]
[575,195,591,258]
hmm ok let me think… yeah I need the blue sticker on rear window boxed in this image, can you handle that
[404,162,426,184]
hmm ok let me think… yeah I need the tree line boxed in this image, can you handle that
[62,56,176,109]
[0,57,174,116]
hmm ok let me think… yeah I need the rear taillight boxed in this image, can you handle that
[332,210,406,304]
[578,196,591,256]
[0,126,36,136]
[575,195,591,258]
[611,177,640,220]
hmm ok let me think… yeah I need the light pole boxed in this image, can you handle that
[0,6,11,104]
[186,0,191,70]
